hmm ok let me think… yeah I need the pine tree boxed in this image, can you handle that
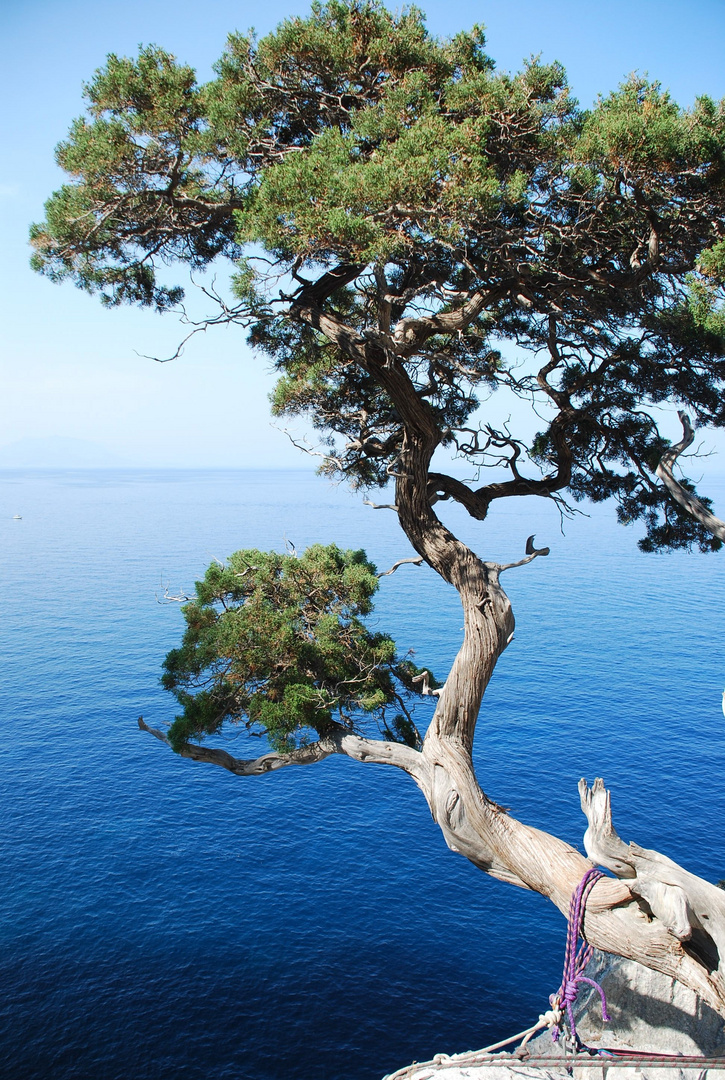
[32,0,725,1021]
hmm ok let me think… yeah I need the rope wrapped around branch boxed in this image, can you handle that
[551,867,611,1045]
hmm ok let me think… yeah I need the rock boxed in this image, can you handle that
[563,949,725,1056]
[382,952,725,1080]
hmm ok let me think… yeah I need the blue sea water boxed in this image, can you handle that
[1,468,724,1080]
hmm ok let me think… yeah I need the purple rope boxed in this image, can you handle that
[551,867,610,1045]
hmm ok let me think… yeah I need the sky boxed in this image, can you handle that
[1,0,724,468]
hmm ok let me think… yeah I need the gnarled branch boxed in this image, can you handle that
[656,412,725,542]
[391,285,508,357]
[377,556,424,578]
[138,717,333,775]
[580,777,725,986]
[496,534,551,573]
[138,717,424,778]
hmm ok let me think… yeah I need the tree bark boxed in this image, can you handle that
[656,412,725,542]
[142,311,725,1022]
[383,411,725,1019]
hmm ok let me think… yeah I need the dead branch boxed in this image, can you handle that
[274,425,345,470]
[137,285,262,364]
[156,589,194,604]
[363,498,399,511]
[411,670,443,697]
[580,777,725,968]
[497,534,551,573]
[377,556,424,578]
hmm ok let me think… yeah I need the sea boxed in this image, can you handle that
[1,468,724,1080]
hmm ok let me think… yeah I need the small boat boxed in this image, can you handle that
[12,514,21,520]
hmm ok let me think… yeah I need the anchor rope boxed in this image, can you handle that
[385,867,695,1080]
[550,866,610,1045]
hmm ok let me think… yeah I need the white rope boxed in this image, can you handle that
[383,1008,564,1080]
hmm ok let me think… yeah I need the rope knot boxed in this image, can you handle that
[539,1008,562,1028]
[551,867,610,1046]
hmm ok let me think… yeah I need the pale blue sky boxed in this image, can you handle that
[1,0,724,467]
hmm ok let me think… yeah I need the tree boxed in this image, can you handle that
[31,0,725,1024]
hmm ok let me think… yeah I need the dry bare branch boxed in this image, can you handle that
[376,556,424,578]
[363,498,398,511]
[411,670,443,697]
[496,534,551,573]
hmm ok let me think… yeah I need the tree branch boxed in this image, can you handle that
[291,262,363,307]
[656,412,725,542]
[580,777,725,1000]
[363,498,398,511]
[137,717,423,778]
[391,285,509,357]
[496,534,551,573]
[376,556,424,578]
[138,717,333,774]
[411,670,442,697]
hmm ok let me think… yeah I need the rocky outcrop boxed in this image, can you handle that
[383,953,725,1080]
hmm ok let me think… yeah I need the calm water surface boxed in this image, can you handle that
[1,469,724,1079]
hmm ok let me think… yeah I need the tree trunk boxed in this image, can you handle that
[388,427,725,1020]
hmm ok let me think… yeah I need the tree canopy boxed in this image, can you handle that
[32,0,725,1023]
[31,0,725,553]
[161,543,433,753]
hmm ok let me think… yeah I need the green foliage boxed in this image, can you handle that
[30,45,238,309]
[161,544,435,752]
[31,0,725,553]
[576,79,725,173]
[228,32,573,264]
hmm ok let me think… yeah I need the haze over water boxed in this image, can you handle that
[2,468,724,1080]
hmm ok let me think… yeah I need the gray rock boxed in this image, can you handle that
[383,952,725,1080]
[559,949,725,1057]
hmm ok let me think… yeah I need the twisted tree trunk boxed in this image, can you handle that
[141,321,725,1025]
[386,425,725,1020]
